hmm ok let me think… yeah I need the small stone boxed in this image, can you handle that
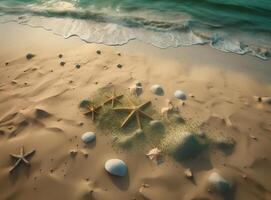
[58,54,63,58]
[105,159,127,177]
[96,50,101,55]
[69,80,73,84]
[69,149,78,157]
[184,168,193,179]
[135,80,142,87]
[5,62,9,66]
[142,183,150,188]
[75,64,81,69]
[242,174,247,179]
[26,53,35,60]
[24,82,28,86]
[77,122,84,126]
[250,135,257,140]
[118,53,121,56]
[95,82,98,85]
[50,70,53,72]
[117,64,122,68]
[60,61,66,66]
[189,93,195,98]
[174,90,187,100]
[11,80,17,85]
[81,132,96,143]
[103,66,109,70]
[150,84,164,96]
[254,96,262,102]
[50,168,54,173]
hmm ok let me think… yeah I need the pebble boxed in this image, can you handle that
[11,80,17,85]
[26,53,35,60]
[69,149,78,157]
[142,183,150,188]
[58,54,63,58]
[242,174,247,179]
[103,66,109,70]
[250,135,258,140]
[150,84,164,96]
[75,64,81,69]
[174,90,187,100]
[60,61,66,66]
[117,64,123,68]
[77,122,84,126]
[81,132,96,143]
[189,93,195,98]
[184,168,193,179]
[5,62,9,66]
[96,50,101,55]
[105,159,127,177]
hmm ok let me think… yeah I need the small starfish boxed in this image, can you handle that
[9,146,35,173]
[84,102,102,121]
[114,97,153,129]
[103,90,123,108]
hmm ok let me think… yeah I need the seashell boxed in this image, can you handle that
[81,132,96,143]
[174,90,187,100]
[105,159,127,177]
[150,84,164,96]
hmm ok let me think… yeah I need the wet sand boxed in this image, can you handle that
[0,23,271,200]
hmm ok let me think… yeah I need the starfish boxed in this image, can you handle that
[103,90,123,108]
[84,102,102,121]
[113,98,153,129]
[9,146,35,173]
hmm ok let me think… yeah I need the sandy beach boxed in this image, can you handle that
[0,22,271,200]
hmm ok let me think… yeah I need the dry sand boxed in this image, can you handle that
[0,23,271,200]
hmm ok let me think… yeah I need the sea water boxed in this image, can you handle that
[0,0,270,59]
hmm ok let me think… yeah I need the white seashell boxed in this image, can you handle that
[81,132,96,143]
[174,90,187,100]
[150,85,164,96]
[105,159,127,177]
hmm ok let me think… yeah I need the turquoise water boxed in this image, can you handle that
[0,0,271,59]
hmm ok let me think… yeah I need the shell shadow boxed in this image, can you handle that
[108,170,130,191]
[84,140,97,149]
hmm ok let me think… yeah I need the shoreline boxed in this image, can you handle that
[1,22,271,84]
[0,22,271,200]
